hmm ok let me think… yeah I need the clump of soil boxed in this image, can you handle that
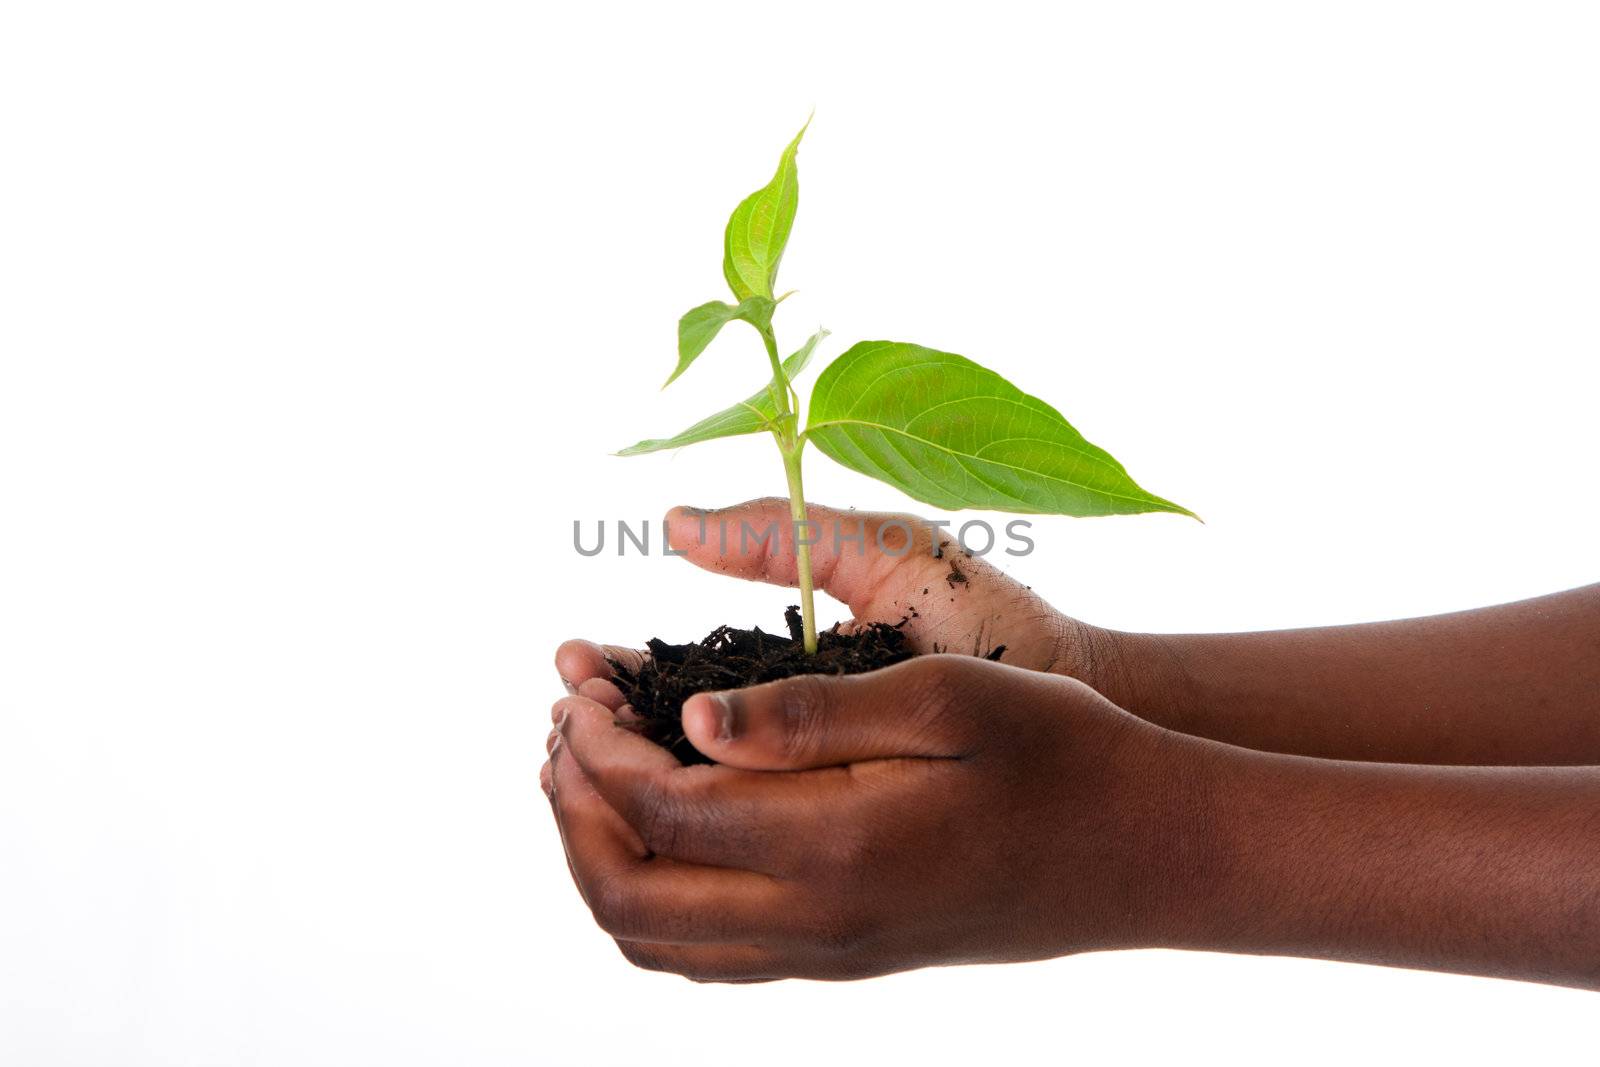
[608,606,913,765]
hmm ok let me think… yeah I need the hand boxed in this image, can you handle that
[554,498,1126,720]
[561,507,1600,768]
[547,649,1600,989]
[544,654,1203,982]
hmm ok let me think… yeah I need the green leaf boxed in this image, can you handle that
[722,118,809,302]
[666,296,775,388]
[804,341,1196,518]
[619,329,829,456]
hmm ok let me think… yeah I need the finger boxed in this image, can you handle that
[584,855,799,946]
[664,499,954,615]
[547,713,646,869]
[576,676,630,714]
[681,654,999,770]
[665,502,1072,671]
[557,694,832,875]
[547,722,639,910]
[614,939,891,983]
[613,940,791,983]
[556,639,646,692]
[550,738,800,945]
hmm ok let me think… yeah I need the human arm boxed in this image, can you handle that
[545,655,1600,988]
[565,499,1600,765]
[1096,582,1600,765]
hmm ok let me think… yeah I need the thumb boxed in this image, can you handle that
[663,498,951,616]
[680,655,992,770]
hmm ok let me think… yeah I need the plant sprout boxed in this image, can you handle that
[620,118,1195,654]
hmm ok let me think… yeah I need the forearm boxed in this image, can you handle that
[1084,583,1600,764]
[1145,731,1600,989]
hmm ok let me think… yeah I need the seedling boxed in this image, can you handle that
[621,118,1194,654]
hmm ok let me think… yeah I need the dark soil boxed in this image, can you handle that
[608,606,914,765]
[610,607,1009,765]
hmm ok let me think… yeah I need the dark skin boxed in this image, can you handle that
[545,499,1600,988]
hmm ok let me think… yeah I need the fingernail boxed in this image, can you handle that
[679,505,710,517]
[553,703,569,729]
[560,677,578,695]
[546,728,559,755]
[706,692,738,743]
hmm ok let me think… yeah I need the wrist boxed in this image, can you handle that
[1062,622,1198,732]
[1108,722,1237,951]
[1034,680,1238,955]
[1119,735,1379,960]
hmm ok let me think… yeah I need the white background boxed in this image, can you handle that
[3,2,1598,1063]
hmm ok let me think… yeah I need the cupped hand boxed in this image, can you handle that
[543,654,1206,981]
[555,498,1122,715]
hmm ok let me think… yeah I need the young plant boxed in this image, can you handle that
[620,119,1195,654]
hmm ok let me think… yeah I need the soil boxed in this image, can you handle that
[610,606,1004,765]
[608,607,912,764]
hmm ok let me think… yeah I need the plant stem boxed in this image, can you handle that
[781,440,818,653]
[759,323,819,654]
[758,324,788,416]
